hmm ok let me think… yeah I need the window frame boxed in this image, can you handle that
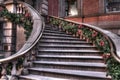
[105,0,120,13]
[65,0,78,17]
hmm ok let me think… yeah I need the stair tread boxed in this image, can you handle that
[40,39,86,43]
[29,68,110,79]
[44,30,65,34]
[39,49,101,52]
[42,36,80,40]
[43,32,72,37]
[37,55,103,59]
[39,44,93,47]
[22,25,111,79]
[20,74,67,80]
[34,61,106,67]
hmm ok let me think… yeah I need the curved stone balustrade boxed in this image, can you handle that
[0,1,44,79]
[48,16,120,63]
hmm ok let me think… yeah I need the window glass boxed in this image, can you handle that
[106,0,120,12]
[65,0,78,16]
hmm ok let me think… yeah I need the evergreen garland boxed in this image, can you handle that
[0,5,33,39]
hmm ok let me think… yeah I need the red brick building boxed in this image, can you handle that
[48,0,120,35]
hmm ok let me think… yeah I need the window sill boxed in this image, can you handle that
[106,11,120,15]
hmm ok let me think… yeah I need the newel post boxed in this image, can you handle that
[10,61,18,80]
[22,54,29,75]
[1,63,8,80]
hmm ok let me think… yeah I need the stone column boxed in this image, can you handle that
[24,0,33,6]
[99,0,105,14]
[77,0,83,17]
[58,0,65,17]
[2,1,17,57]
[0,0,4,3]
[41,0,48,15]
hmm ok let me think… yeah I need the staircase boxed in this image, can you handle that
[19,25,111,80]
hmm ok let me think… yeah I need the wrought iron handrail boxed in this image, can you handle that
[0,1,44,79]
[48,16,120,63]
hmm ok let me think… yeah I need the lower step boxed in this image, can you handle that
[33,61,106,72]
[19,74,67,80]
[36,55,104,62]
[28,68,111,80]
[38,51,103,56]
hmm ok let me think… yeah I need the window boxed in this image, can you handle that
[3,45,11,51]
[106,0,120,12]
[65,0,78,16]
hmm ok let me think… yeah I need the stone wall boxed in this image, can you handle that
[48,0,59,16]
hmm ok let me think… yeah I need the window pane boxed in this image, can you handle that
[106,0,120,12]
[65,0,78,16]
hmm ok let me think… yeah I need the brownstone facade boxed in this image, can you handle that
[48,0,59,16]
[48,0,120,35]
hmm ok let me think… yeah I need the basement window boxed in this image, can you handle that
[65,0,78,16]
[106,0,120,12]
[3,45,11,51]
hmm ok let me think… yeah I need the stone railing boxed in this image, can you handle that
[47,16,120,63]
[0,1,44,80]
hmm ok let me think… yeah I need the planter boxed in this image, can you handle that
[59,25,62,31]
[66,31,69,34]
[72,34,76,37]
[102,53,111,63]
[86,38,89,43]
[76,32,79,37]
[82,36,86,40]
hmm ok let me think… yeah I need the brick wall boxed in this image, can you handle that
[48,0,120,35]
[66,13,120,35]
[48,0,59,16]
[83,0,99,16]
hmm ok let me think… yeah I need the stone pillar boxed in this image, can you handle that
[24,0,33,6]
[2,1,17,57]
[99,0,105,14]
[0,0,4,3]
[41,0,48,15]
[35,0,42,13]
[2,22,15,57]
[58,0,66,17]
[77,0,83,17]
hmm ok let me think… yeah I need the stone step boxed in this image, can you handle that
[36,55,104,63]
[39,40,91,45]
[38,50,103,56]
[22,25,111,80]
[43,32,72,37]
[44,30,65,34]
[39,49,100,53]
[39,46,97,50]
[0,54,4,59]
[39,44,97,50]
[37,55,103,59]
[39,39,86,43]
[28,68,111,80]
[45,26,57,30]
[33,61,106,72]
[39,44,94,48]
[41,35,80,40]
[19,74,67,80]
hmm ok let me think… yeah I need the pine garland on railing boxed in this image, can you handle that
[49,17,111,54]
[0,5,33,39]
[0,1,42,79]
[48,16,120,80]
